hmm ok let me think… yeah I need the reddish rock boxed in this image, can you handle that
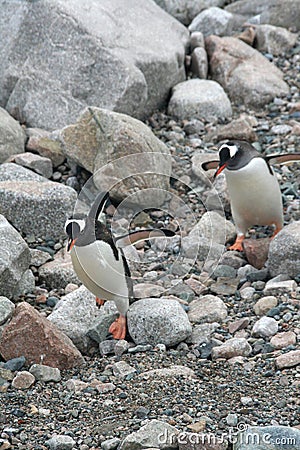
[212,117,257,143]
[276,350,300,369]
[271,331,297,350]
[0,302,84,370]
[243,238,270,269]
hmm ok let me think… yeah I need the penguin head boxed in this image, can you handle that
[214,140,258,177]
[65,216,86,251]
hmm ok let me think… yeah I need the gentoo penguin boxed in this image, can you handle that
[65,192,175,340]
[202,140,300,251]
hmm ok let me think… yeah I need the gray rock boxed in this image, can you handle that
[255,24,297,56]
[39,249,79,289]
[30,249,52,267]
[168,79,232,122]
[1,0,188,130]
[46,434,75,450]
[29,364,61,382]
[190,47,208,79]
[276,350,300,369]
[240,286,255,300]
[12,152,53,179]
[253,296,278,316]
[119,419,179,450]
[14,269,35,299]
[267,221,300,279]
[47,286,104,353]
[3,356,26,372]
[212,264,237,279]
[212,338,252,360]
[233,425,300,449]
[189,6,237,36]
[190,31,205,50]
[226,0,300,31]
[26,128,65,167]
[112,361,136,378]
[189,322,219,345]
[140,365,196,379]
[263,277,297,295]
[252,316,278,338]
[0,163,76,240]
[134,283,165,299]
[99,340,117,356]
[154,0,226,25]
[11,371,35,390]
[188,295,227,323]
[58,107,172,207]
[0,297,15,325]
[87,303,118,344]
[127,298,192,347]
[0,215,33,299]
[206,35,289,109]
[190,211,236,245]
[0,107,26,163]
[181,234,225,262]
[101,438,121,450]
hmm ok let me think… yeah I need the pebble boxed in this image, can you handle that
[112,361,136,378]
[270,331,297,349]
[240,286,255,300]
[128,344,153,353]
[101,438,121,450]
[0,297,15,325]
[46,434,76,450]
[275,350,300,369]
[253,296,278,316]
[252,316,279,338]
[114,339,130,357]
[211,338,252,360]
[29,364,61,382]
[240,396,253,406]
[188,295,227,323]
[226,413,238,426]
[11,371,35,390]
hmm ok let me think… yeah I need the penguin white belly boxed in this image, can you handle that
[224,158,283,235]
[71,241,129,315]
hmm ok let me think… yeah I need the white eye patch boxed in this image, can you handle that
[219,143,238,159]
[64,218,86,233]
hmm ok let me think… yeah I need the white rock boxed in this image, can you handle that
[189,6,235,36]
[252,316,278,338]
[240,287,255,300]
[168,79,232,122]
[253,296,278,316]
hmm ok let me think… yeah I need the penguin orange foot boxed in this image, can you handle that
[228,235,245,252]
[96,297,105,307]
[109,315,127,340]
[271,225,282,239]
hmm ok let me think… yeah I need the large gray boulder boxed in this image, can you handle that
[55,107,172,207]
[0,108,26,163]
[0,215,34,299]
[0,0,189,130]
[127,298,192,347]
[225,0,300,31]
[267,221,300,279]
[0,163,77,241]
[205,36,289,108]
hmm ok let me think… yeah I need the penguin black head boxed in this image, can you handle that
[214,140,259,177]
[65,191,110,251]
[65,216,87,251]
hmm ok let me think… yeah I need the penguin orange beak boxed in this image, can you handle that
[67,238,77,252]
[214,163,227,178]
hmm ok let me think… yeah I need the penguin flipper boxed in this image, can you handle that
[115,228,176,249]
[266,153,300,165]
[201,160,220,171]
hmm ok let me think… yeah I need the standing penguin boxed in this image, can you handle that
[65,192,175,339]
[202,140,300,251]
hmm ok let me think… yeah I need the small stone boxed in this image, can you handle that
[140,365,196,380]
[30,248,52,266]
[240,286,255,300]
[114,340,129,357]
[101,438,121,450]
[276,350,300,369]
[0,297,15,325]
[187,418,206,433]
[46,434,75,450]
[212,265,237,279]
[11,371,35,390]
[252,316,278,338]
[228,318,250,335]
[188,295,228,324]
[112,361,136,378]
[89,379,116,394]
[66,379,89,393]
[0,368,14,381]
[190,31,204,51]
[128,344,153,353]
[253,296,278,316]
[226,413,238,426]
[133,283,165,299]
[29,364,61,382]
[271,124,292,135]
[240,396,253,406]
[212,338,252,360]
[13,152,53,178]
[99,340,116,356]
[264,277,297,295]
[3,356,26,372]
[190,47,208,79]
[135,406,150,419]
[270,331,297,349]
[243,237,270,269]
[119,420,178,450]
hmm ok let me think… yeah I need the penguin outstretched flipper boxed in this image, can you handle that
[265,153,300,165]
[115,228,176,248]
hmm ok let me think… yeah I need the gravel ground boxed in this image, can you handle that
[0,29,300,450]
